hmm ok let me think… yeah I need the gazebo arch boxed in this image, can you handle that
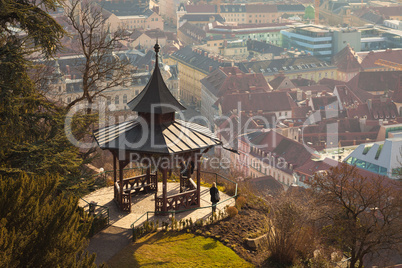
[94,43,222,212]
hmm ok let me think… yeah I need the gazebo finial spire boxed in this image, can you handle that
[126,40,186,114]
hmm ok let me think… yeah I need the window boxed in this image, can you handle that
[67,97,71,103]
[123,94,127,104]
[115,95,119,105]
[58,86,62,92]
[107,96,111,106]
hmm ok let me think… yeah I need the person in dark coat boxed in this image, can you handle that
[210,182,220,214]
[180,161,188,178]
[189,160,195,175]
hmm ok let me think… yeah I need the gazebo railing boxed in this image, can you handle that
[80,198,110,236]
[130,171,238,241]
[155,189,198,212]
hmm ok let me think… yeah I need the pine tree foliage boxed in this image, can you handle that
[0,0,64,56]
[0,38,83,181]
[0,173,98,267]
[0,0,85,182]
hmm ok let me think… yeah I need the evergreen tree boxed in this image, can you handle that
[0,173,98,267]
[0,0,86,187]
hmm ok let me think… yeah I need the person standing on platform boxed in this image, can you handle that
[210,182,220,214]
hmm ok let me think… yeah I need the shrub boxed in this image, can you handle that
[235,196,246,210]
[226,206,238,218]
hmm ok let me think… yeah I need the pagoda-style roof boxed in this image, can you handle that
[127,43,185,114]
[94,119,221,154]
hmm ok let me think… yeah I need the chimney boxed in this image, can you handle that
[367,99,372,110]
[248,68,252,73]
[209,66,213,72]
[146,65,149,71]
[204,51,208,57]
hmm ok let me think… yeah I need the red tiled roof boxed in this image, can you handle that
[347,71,402,94]
[185,4,217,13]
[359,49,402,70]
[218,91,296,114]
[295,158,339,177]
[346,103,373,120]
[311,95,338,110]
[291,77,316,87]
[391,75,402,103]
[218,73,271,97]
[332,44,362,73]
[216,112,261,148]
[292,106,312,119]
[269,75,295,90]
[298,84,332,93]
[318,78,346,90]
[250,130,315,171]
[334,85,363,108]
[369,98,398,120]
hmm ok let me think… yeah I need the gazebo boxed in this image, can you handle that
[94,43,222,212]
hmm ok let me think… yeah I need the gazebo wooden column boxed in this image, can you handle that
[146,167,150,186]
[93,43,223,213]
[113,154,117,201]
[162,168,168,212]
[196,158,201,207]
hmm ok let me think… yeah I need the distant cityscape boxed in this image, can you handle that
[40,0,402,185]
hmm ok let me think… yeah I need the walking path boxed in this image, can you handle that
[80,182,235,264]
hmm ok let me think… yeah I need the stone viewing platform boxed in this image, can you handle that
[79,182,234,229]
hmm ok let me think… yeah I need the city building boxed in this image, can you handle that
[169,46,232,106]
[98,0,150,15]
[201,67,271,126]
[247,130,317,186]
[177,22,206,46]
[206,22,289,47]
[344,137,402,179]
[44,50,179,112]
[177,4,219,28]
[332,44,362,82]
[117,10,163,31]
[281,24,361,59]
[239,56,337,83]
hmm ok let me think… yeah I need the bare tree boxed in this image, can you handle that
[64,0,132,109]
[307,163,402,268]
[265,190,321,265]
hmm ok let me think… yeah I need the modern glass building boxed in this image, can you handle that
[281,25,333,57]
[344,138,402,179]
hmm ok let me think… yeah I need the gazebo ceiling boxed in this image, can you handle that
[94,119,221,155]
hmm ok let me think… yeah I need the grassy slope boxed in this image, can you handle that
[107,232,253,268]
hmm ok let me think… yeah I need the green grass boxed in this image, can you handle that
[107,232,253,268]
